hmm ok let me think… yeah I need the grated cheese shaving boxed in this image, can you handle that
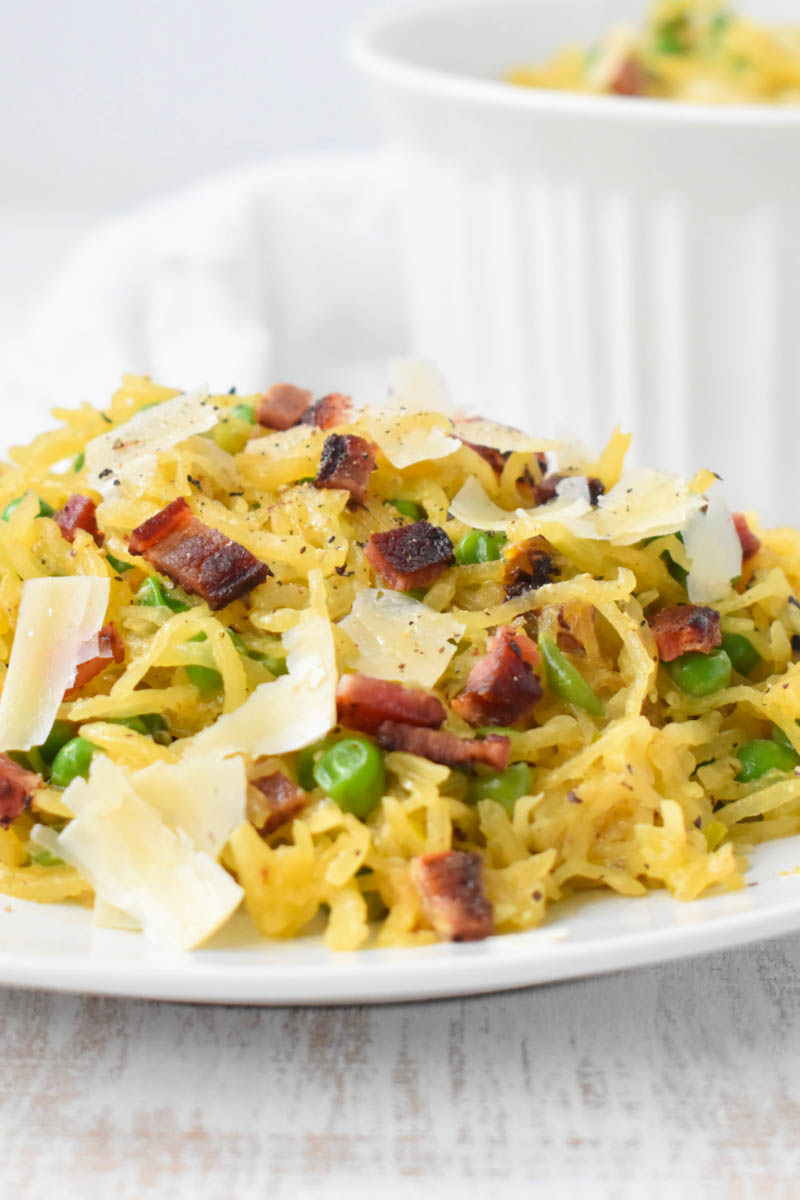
[339,588,465,688]
[85,386,218,498]
[684,497,742,604]
[0,576,110,751]
[131,754,247,859]
[387,358,454,416]
[47,756,243,950]
[451,417,557,454]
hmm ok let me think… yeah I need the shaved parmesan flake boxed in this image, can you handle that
[93,899,141,931]
[365,409,460,470]
[85,387,218,498]
[449,477,518,532]
[388,358,454,416]
[0,576,110,751]
[131,755,246,859]
[246,424,324,460]
[595,470,705,546]
[451,418,557,455]
[339,588,465,688]
[53,756,243,950]
[184,591,337,759]
[684,497,742,603]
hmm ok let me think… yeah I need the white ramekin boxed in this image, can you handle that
[349,0,800,524]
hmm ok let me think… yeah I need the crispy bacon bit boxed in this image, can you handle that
[315,433,377,507]
[460,439,510,476]
[304,393,352,430]
[411,850,494,942]
[248,772,308,836]
[365,520,455,591]
[733,513,761,562]
[65,622,125,697]
[504,535,560,600]
[256,383,313,430]
[0,754,40,827]
[54,495,103,547]
[649,604,722,663]
[128,497,270,611]
[376,722,510,771]
[337,674,445,737]
[610,57,648,96]
[452,626,542,727]
[532,473,605,507]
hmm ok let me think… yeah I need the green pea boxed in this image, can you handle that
[388,497,425,521]
[136,576,190,612]
[313,737,386,819]
[295,738,337,791]
[403,587,428,603]
[106,549,133,574]
[665,649,732,697]
[38,719,75,765]
[230,403,255,424]
[539,633,606,717]
[73,451,85,473]
[736,739,800,783]
[50,737,98,788]
[468,763,533,814]
[721,632,761,677]
[209,416,252,456]
[704,819,728,851]
[2,495,54,521]
[106,716,149,736]
[455,530,507,565]
[226,628,247,656]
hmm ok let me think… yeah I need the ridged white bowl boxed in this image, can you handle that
[349,0,800,524]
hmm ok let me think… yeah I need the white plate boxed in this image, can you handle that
[2,832,800,1004]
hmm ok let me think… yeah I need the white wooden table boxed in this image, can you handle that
[2,934,798,1199]
[2,208,798,1200]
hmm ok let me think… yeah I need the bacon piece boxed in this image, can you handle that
[54,494,103,547]
[256,383,313,430]
[649,604,722,663]
[337,674,445,737]
[304,393,352,430]
[452,626,542,727]
[376,722,510,771]
[733,513,761,562]
[365,520,454,591]
[460,439,509,476]
[0,754,40,827]
[65,622,125,697]
[128,497,270,611]
[315,433,377,507]
[248,772,308,836]
[504,535,560,600]
[532,473,605,507]
[610,57,648,97]
[411,850,494,942]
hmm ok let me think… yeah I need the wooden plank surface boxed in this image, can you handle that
[2,933,799,1199]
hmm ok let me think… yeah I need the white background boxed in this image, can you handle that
[0,0,394,214]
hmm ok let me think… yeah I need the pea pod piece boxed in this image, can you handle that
[313,737,386,819]
[539,633,605,717]
[468,763,533,814]
[388,497,425,521]
[230,403,256,424]
[50,737,98,788]
[665,649,732,698]
[72,451,85,473]
[185,633,222,695]
[38,719,75,765]
[721,632,761,677]
[136,576,191,612]
[106,549,133,574]
[736,738,800,783]
[455,530,507,565]
[28,846,64,868]
[2,495,54,521]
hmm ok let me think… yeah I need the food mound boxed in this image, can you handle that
[0,362,798,953]
[509,1,800,105]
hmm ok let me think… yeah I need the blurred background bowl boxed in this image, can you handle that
[350,0,800,522]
